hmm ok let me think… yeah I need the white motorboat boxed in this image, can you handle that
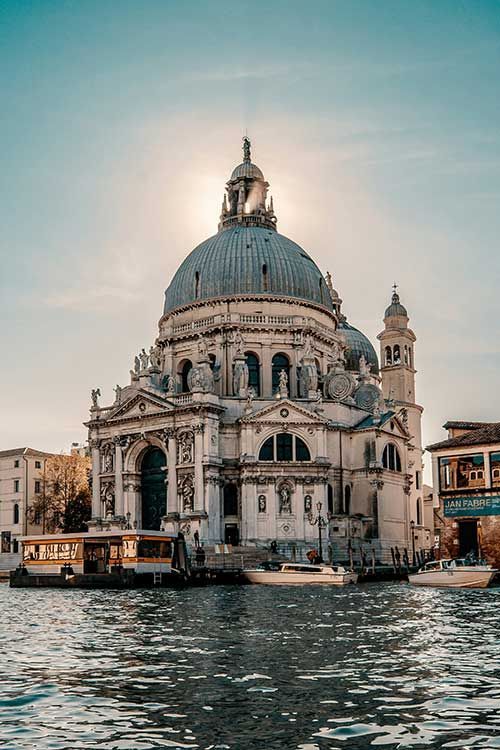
[408,558,497,589]
[243,561,358,585]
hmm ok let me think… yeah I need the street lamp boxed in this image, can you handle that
[410,519,416,567]
[307,501,332,563]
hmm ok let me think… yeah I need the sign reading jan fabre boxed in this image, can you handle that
[443,496,500,517]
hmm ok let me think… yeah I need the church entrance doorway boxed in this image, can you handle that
[141,448,167,530]
[458,520,478,558]
[224,524,239,546]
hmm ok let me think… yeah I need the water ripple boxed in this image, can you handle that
[0,583,499,749]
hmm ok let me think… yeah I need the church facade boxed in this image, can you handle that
[86,139,429,563]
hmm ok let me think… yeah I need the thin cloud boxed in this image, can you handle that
[43,246,151,312]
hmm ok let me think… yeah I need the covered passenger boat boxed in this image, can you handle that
[10,530,188,588]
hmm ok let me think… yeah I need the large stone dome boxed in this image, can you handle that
[163,225,333,314]
[338,319,379,375]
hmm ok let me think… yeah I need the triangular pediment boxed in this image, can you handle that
[106,390,174,422]
[355,411,410,439]
[381,413,411,439]
[241,399,326,426]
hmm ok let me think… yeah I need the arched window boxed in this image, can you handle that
[404,345,409,364]
[393,345,401,364]
[179,360,192,393]
[259,436,274,461]
[258,434,311,462]
[344,485,351,515]
[327,484,334,515]
[295,437,310,461]
[408,347,412,367]
[416,497,422,526]
[262,264,268,291]
[385,346,392,366]
[382,443,402,472]
[194,271,200,298]
[223,484,238,516]
[13,503,19,524]
[272,353,290,393]
[245,352,261,396]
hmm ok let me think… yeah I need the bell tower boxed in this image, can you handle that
[378,286,425,543]
[377,285,416,405]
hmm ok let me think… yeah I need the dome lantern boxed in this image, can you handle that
[219,137,277,232]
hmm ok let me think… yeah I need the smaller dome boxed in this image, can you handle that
[338,319,379,375]
[385,291,407,319]
[230,161,265,181]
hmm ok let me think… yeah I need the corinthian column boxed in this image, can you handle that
[166,429,177,513]
[194,423,205,511]
[90,439,101,517]
[114,437,124,517]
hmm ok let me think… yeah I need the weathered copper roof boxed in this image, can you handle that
[163,226,333,313]
[230,161,264,180]
[338,319,379,375]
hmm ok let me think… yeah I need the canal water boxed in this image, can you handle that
[0,583,499,750]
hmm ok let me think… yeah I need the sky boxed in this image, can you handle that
[1,0,500,479]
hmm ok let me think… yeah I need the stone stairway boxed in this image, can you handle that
[0,553,22,578]
[192,545,286,570]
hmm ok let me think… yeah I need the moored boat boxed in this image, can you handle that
[243,561,358,585]
[10,530,187,588]
[408,558,497,589]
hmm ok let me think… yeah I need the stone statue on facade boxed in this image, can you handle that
[243,135,251,162]
[233,329,245,358]
[101,484,115,517]
[232,359,249,397]
[245,387,255,413]
[113,384,122,404]
[258,495,266,513]
[181,477,194,513]
[359,355,372,380]
[149,344,162,370]
[102,444,114,473]
[178,431,194,464]
[328,340,346,370]
[279,486,292,514]
[197,334,209,362]
[139,348,149,371]
[277,369,289,398]
[164,373,175,397]
[299,333,318,397]
[325,271,335,299]
[91,388,101,409]
[303,332,314,358]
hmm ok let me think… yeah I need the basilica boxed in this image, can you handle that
[86,139,429,563]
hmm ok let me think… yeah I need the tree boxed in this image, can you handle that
[28,453,91,533]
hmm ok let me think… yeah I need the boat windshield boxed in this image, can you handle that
[281,565,323,573]
[423,561,440,571]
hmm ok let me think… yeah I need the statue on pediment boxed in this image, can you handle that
[149,344,162,370]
